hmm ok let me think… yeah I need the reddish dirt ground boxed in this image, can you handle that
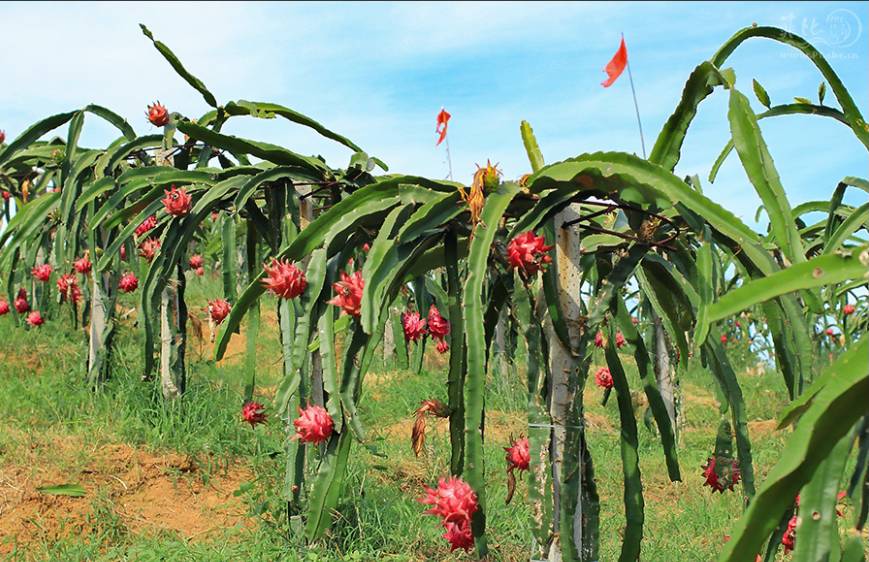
[0,435,252,555]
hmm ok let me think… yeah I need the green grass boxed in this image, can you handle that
[0,274,798,561]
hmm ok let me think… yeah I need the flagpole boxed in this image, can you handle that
[623,35,647,159]
[444,135,454,181]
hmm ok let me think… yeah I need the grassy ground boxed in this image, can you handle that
[0,273,800,561]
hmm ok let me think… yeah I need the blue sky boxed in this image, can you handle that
[1,1,866,226]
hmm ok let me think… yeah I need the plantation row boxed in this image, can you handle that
[0,24,867,561]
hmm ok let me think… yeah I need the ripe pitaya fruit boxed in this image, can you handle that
[507,231,552,277]
[73,255,92,275]
[208,299,231,325]
[32,263,52,282]
[0,300,9,315]
[188,254,204,269]
[402,311,427,342]
[702,456,741,493]
[135,215,157,237]
[261,258,307,299]
[118,272,139,293]
[328,270,364,317]
[161,186,192,216]
[595,367,613,389]
[146,101,170,127]
[293,404,334,444]
[26,311,44,327]
[241,401,267,427]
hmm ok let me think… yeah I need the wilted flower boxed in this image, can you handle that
[328,271,364,317]
[261,258,307,299]
[507,231,553,277]
[412,399,450,457]
[146,101,170,127]
[293,404,334,444]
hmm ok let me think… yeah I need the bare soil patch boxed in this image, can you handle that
[0,434,252,554]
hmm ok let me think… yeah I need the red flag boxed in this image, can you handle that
[601,37,628,88]
[436,108,451,146]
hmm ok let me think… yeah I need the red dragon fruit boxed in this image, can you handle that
[32,263,52,282]
[507,231,553,277]
[702,456,741,493]
[402,311,427,342]
[594,331,605,348]
[14,289,29,313]
[261,258,307,299]
[73,255,92,275]
[0,130,5,145]
[161,186,192,216]
[419,476,479,523]
[138,237,161,262]
[1,190,10,201]
[595,367,613,389]
[241,401,267,428]
[0,300,9,315]
[26,311,44,327]
[118,272,139,293]
[843,303,856,316]
[195,267,204,276]
[427,304,450,340]
[56,273,81,304]
[146,101,170,127]
[782,515,797,553]
[293,404,334,444]
[436,339,449,354]
[505,436,530,472]
[328,270,364,317]
[135,215,157,237]
[442,518,474,552]
[208,299,231,325]
[615,331,626,348]
[188,254,204,269]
